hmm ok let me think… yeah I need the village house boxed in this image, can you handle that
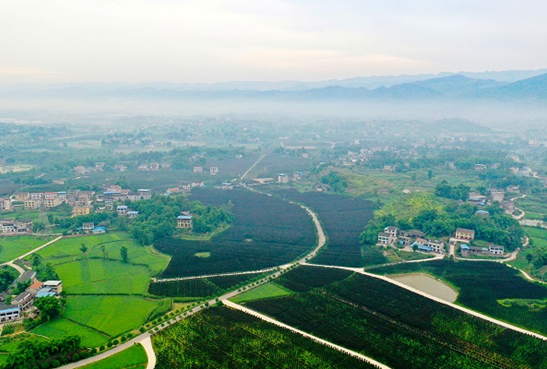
[24,199,41,210]
[14,193,30,201]
[57,191,67,201]
[149,162,160,171]
[0,198,11,212]
[210,167,219,175]
[455,228,475,241]
[475,164,487,171]
[82,222,94,232]
[0,304,20,322]
[117,205,128,216]
[43,198,61,209]
[506,185,520,194]
[138,189,152,200]
[42,281,63,294]
[128,192,142,202]
[13,291,34,311]
[425,240,445,254]
[460,244,504,257]
[74,166,87,175]
[383,164,396,172]
[72,206,91,217]
[127,211,139,219]
[92,226,106,234]
[177,215,193,229]
[16,271,37,285]
[278,173,289,184]
[193,166,203,173]
[490,189,504,202]
[377,232,395,246]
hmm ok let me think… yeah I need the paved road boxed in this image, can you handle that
[58,334,154,369]
[0,235,63,276]
[304,263,547,342]
[153,267,278,283]
[224,300,391,369]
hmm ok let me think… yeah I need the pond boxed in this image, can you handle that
[389,273,458,303]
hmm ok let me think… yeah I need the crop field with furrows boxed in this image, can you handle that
[370,260,547,336]
[152,306,377,369]
[276,189,382,267]
[155,188,316,277]
[245,268,547,369]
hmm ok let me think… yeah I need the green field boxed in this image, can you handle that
[31,318,108,347]
[56,259,152,295]
[82,344,148,369]
[0,235,54,263]
[64,295,164,337]
[230,283,292,303]
[34,233,170,274]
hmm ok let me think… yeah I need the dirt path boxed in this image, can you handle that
[240,154,266,181]
[224,300,391,369]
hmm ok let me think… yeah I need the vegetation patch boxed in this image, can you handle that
[193,252,210,258]
[81,343,147,369]
[246,270,547,369]
[149,279,220,298]
[231,283,292,303]
[156,188,316,277]
[152,307,376,369]
[369,260,547,335]
[0,235,54,263]
[63,295,163,337]
[276,265,353,293]
[31,318,108,347]
[277,189,379,267]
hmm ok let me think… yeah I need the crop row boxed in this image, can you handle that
[152,306,376,369]
[245,270,547,369]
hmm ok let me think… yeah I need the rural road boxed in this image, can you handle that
[58,334,156,369]
[224,300,391,369]
[1,235,63,276]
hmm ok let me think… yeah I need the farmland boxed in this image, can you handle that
[149,271,269,299]
[81,344,147,369]
[63,295,164,337]
[276,190,381,267]
[245,267,547,369]
[152,306,376,369]
[370,260,547,335]
[230,282,292,303]
[0,235,54,263]
[155,188,316,277]
[31,318,108,348]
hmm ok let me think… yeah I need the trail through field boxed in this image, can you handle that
[224,300,391,369]
[153,267,277,283]
[240,154,266,180]
[0,235,63,276]
[303,263,547,342]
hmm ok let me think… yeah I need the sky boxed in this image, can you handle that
[1,0,546,84]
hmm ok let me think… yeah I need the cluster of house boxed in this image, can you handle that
[0,219,33,236]
[74,162,173,175]
[377,226,505,257]
[193,166,219,175]
[0,271,63,323]
[377,227,445,254]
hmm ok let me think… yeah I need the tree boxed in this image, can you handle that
[32,254,43,268]
[526,253,534,265]
[427,170,433,180]
[80,243,88,257]
[35,296,64,321]
[120,247,128,263]
[100,245,108,259]
[412,243,418,253]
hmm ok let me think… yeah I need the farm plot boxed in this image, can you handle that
[276,265,353,293]
[31,318,108,348]
[276,190,382,267]
[149,272,268,298]
[63,295,164,337]
[81,344,148,369]
[230,283,292,303]
[0,235,54,263]
[246,269,547,369]
[155,188,316,277]
[152,306,376,369]
[369,260,547,336]
[55,259,152,295]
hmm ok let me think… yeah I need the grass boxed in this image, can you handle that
[63,295,164,337]
[230,283,292,303]
[81,344,148,369]
[32,318,108,347]
[55,259,152,295]
[35,233,170,274]
[194,252,210,258]
[0,235,54,263]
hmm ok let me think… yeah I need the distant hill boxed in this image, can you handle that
[475,73,547,100]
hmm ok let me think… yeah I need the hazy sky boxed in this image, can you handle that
[1,0,546,83]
